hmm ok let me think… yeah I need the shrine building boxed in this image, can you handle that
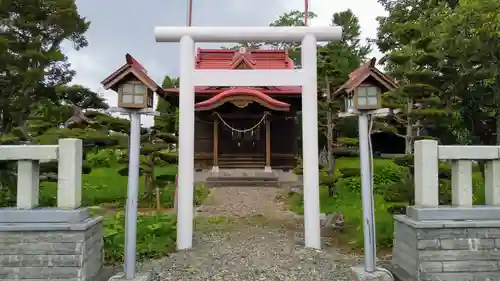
[102,48,302,172]
[163,48,301,171]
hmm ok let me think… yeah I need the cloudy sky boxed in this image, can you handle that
[63,0,387,127]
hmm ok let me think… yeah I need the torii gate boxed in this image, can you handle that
[154,26,342,250]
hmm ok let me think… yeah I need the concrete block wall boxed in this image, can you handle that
[392,217,500,281]
[391,140,500,280]
[0,139,105,280]
[0,219,103,281]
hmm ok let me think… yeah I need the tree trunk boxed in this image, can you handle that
[405,100,413,154]
[18,119,32,142]
[144,171,153,201]
[144,134,155,201]
[325,74,336,197]
[496,107,500,145]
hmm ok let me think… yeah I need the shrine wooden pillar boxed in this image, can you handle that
[212,114,219,172]
[265,114,271,172]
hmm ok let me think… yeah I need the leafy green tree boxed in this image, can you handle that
[57,85,108,128]
[269,10,318,65]
[317,9,371,195]
[434,0,500,146]
[375,0,453,152]
[118,128,177,202]
[155,76,179,134]
[0,0,90,138]
[222,10,316,60]
[221,42,264,50]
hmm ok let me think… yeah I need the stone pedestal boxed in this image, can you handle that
[349,265,394,281]
[0,208,104,281]
[392,213,500,281]
[109,272,152,281]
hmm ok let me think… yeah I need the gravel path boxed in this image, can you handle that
[146,186,362,281]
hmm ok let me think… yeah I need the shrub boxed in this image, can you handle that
[320,174,338,185]
[149,183,209,209]
[439,179,453,205]
[337,161,405,195]
[384,176,485,206]
[336,176,361,192]
[384,175,413,203]
[337,137,359,148]
[332,148,359,158]
[293,165,303,175]
[339,168,360,178]
[438,167,452,180]
[157,152,178,164]
[287,185,396,248]
[36,164,182,209]
[292,164,326,175]
[87,149,123,167]
[374,162,406,188]
[393,154,413,167]
[83,182,128,206]
[194,183,210,205]
[103,212,176,264]
[387,204,407,215]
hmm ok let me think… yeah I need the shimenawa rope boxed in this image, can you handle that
[215,112,269,133]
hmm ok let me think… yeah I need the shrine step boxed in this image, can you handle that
[218,158,265,169]
[219,163,266,168]
[218,157,265,161]
[206,181,279,187]
[205,169,279,187]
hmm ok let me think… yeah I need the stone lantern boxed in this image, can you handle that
[334,58,396,114]
[116,81,154,109]
[101,53,163,110]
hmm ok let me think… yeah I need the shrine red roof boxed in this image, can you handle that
[195,88,290,111]
[196,49,295,69]
[101,54,164,95]
[333,58,397,96]
[164,48,302,96]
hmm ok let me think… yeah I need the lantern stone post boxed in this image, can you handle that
[101,64,162,279]
[333,59,397,280]
[106,107,159,279]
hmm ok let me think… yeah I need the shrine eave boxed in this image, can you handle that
[194,88,291,111]
[163,86,302,95]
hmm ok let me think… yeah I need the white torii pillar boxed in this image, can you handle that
[154,26,342,250]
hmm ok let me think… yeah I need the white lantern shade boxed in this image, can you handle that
[122,94,133,104]
[118,82,150,109]
[357,86,379,106]
[134,95,144,104]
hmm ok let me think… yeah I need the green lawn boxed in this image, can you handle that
[39,164,179,208]
[37,162,209,264]
[288,157,399,249]
[288,157,486,251]
[331,157,395,171]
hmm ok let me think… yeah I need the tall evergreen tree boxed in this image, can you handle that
[0,0,90,138]
[154,76,179,133]
[376,0,454,151]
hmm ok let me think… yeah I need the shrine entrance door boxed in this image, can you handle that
[219,117,265,155]
[216,114,267,168]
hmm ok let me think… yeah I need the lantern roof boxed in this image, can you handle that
[333,58,397,97]
[101,54,164,96]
